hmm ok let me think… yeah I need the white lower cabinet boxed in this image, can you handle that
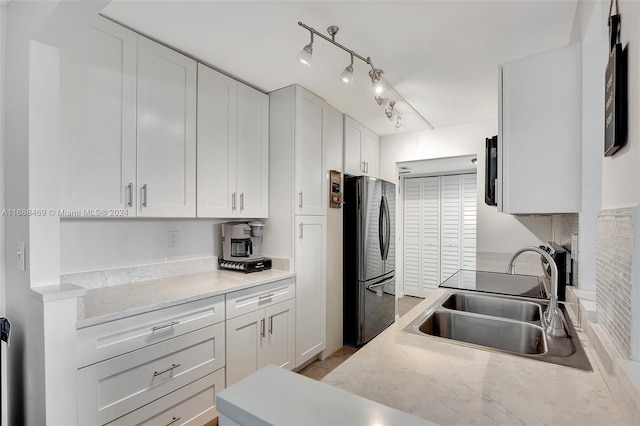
[226,296,295,387]
[106,369,225,426]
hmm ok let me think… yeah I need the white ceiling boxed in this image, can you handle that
[102,0,578,136]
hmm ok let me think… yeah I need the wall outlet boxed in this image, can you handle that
[168,231,180,248]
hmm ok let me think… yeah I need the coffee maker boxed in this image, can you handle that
[220,222,271,273]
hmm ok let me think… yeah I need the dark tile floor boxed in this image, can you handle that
[298,296,424,381]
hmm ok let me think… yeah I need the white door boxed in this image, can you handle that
[363,128,379,177]
[59,18,137,215]
[440,175,462,282]
[137,36,197,217]
[402,178,422,297]
[295,216,326,367]
[344,116,364,175]
[295,87,326,216]
[225,309,265,386]
[236,83,269,218]
[265,299,295,371]
[196,63,237,218]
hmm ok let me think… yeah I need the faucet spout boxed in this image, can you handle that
[506,246,567,338]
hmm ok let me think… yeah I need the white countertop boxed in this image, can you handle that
[322,289,626,425]
[76,269,295,328]
[217,365,435,426]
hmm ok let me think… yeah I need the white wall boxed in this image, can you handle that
[60,219,225,273]
[379,120,552,255]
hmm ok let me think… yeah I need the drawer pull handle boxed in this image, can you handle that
[258,293,275,301]
[152,321,180,332]
[269,316,273,334]
[154,363,181,377]
[163,416,181,426]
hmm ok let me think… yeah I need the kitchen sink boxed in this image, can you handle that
[419,310,546,355]
[441,292,541,322]
[403,291,592,371]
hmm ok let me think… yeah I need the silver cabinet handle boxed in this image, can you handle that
[299,223,303,239]
[269,316,273,334]
[240,193,244,211]
[298,191,303,209]
[163,417,181,426]
[153,363,180,377]
[127,183,133,207]
[152,320,179,332]
[366,161,369,173]
[259,293,275,301]
[142,184,148,208]
[362,161,366,173]
[232,192,236,211]
[260,318,265,338]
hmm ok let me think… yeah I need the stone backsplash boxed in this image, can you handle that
[596,208,634,359]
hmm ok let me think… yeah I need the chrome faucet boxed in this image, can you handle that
[506,246,567,338]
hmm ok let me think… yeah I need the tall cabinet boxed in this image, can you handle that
[403,174,477,297]
[265,85,333,367]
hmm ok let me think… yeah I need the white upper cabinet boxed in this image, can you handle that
[236,84,269,218]
[136,36,197,217]
[344,116,379,177]
[197,64,268,218]
[197,64,238,217]
[60,17,137,215]
[295,87,326,215]
[498,43,581,214]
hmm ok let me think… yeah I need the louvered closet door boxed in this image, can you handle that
[403,179,421,297]
[403,177,440,297]
[440,175,462,282]
[461,174,477,271]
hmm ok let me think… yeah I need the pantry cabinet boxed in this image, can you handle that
[136,36,197,217]
[498,43,581,214]
[197,64,269,218]
[59,17,137,215]
[344,116,379,177]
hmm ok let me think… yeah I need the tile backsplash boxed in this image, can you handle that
[596,208,634,359]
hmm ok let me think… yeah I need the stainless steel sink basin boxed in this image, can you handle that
[403,291,592,371]
[419,310,546,355]
[441,292,541,322]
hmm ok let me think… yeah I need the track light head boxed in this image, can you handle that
[385,101,396,120]
[374,96,387,106]
[297,32,314,67]
[369,69,385,95]
[395,115,402,128]
[340,53,355,84]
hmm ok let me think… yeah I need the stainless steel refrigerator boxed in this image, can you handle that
[343,175,396,347]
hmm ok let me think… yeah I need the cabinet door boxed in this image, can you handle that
[363,128,379,177]
[225,309,266,386]
[236,83,269,218]
[59,18,137,215]
[344,116,364,175]
[197,64,237,218]
[295,216,326,367]
[265,299,295,371]
[137,36,197,217]
[499,44,581,214]
[295,87,326,215]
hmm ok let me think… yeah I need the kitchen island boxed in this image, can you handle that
[322,288,626,425]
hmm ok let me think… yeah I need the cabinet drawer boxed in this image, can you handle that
[225,278,295,319]
[106,368,225,426]
[79,322,225,426]
[78,295,225,367]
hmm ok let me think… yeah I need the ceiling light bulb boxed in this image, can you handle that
[369,69,385,96]
[297,43,313,67]
[340,64,354,84]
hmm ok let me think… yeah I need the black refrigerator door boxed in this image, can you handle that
[362,275,396,345]
[361,177,385,281]
[382,180,396,275]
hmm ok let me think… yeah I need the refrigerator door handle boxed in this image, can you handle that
[378,196,385,260]
[381,195,391,261]
[367,276,395,290]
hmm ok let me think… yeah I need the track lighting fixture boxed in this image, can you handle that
[297,32,314,67]
[297,21,434,130]
[340,53,355,84]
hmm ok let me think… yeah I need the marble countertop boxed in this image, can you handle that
[76,269,295,328]
[322,289,625,425]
